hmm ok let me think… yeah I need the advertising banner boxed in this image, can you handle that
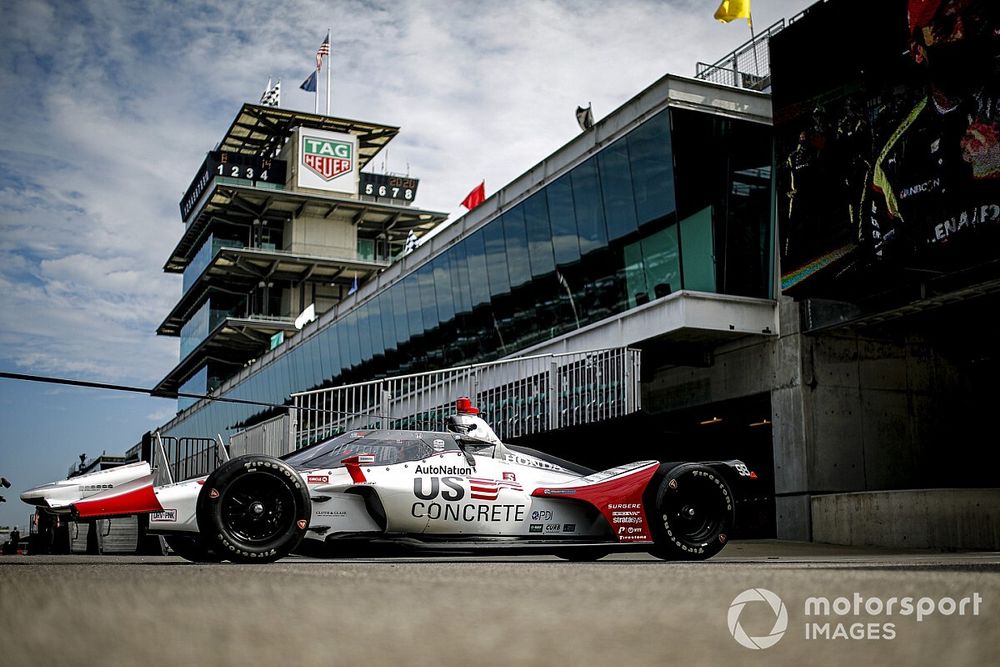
[296,128,359,195]
[772,0,1000,298]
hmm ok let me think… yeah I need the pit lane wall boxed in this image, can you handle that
[641,296,1000,544]
[811,489,1000,550]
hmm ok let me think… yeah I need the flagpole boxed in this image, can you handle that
[749,13,760,76]
[314,70,319,114]
[326,28,332,115]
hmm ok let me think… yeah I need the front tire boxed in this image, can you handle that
[164,535,222,563]
[647,464,734,561]
[196,455,311,564]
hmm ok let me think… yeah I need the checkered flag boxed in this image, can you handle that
[405,230,418,253]
[259,79,280,107]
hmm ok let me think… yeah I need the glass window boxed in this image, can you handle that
[177,366,208,412]
[547,174,580,266]
[180,300,211,360]
[289,340,307,390]
[247,366,266,406]
[680,206,717,292]
[641,224,681,300]
[598,138,638,241]
[390,280,409,349]
[376,292,396,353]
[303,336,324,390]
[308,333,327,386]
[628,111,676,227]
[465,229,490,307]
[571,157,608,256]
[336,319,351,377]
[623,242,648,309]
[356,303,373,367]
[417,263,438,333]
[403,274,423,338]
[501,207,531,289]
[265,362,279,402]
[523,191,555,277]
[432,256,455,322]
[322,324,342,382]
[364,299,380,362]
[345,310,361,370]
[671,108,773,298]
[449,241,472,316]
[273,355,293,399]
[301,337,320,390]
[482,219,510,297]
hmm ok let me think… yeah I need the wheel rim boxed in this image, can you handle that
[662,472,727,544]
[219,471,296,545]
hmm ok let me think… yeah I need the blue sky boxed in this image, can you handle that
[0,0,813,529]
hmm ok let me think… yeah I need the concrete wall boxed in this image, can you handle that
[284,215,356,258]
[642,296,972,542]
[812,489,1000,549]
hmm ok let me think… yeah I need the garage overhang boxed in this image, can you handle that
[510,291,778,359]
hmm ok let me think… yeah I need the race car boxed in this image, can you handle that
[21,398,757,563]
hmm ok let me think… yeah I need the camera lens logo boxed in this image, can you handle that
[727,588,788,649]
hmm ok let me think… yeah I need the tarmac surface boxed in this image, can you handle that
[1,540,998,667]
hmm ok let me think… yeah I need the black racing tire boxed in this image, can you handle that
[554,547,611,562]
[164,535,222,563]
[647,464,734,561]
[196,455,311,564]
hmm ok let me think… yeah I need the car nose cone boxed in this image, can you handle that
[20,481,62,506]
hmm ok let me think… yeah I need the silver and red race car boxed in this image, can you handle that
[22,398,757,563]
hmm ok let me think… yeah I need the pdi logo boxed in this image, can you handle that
[727,588,788,649]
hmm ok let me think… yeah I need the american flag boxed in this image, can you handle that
[468,477,523,501]
[316,35,330,70]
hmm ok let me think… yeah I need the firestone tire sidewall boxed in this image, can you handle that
[648,464,734,561]
[196,455,311,564]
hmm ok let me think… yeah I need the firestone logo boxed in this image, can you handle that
[727,588,788,650]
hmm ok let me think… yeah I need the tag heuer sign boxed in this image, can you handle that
[296,128,359,194]
[302,136,353,181]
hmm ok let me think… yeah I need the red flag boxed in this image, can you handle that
[460,181,486,210]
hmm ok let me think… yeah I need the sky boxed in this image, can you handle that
[0,0,815,530]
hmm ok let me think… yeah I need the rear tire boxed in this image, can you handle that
[196,455,311,564]
[647,464,733,561]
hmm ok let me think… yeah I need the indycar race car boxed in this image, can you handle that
[22,398,757,563]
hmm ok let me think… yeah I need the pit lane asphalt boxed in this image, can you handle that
[2,541,998,667]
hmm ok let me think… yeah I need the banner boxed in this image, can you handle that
[296,128,359,195]
[772,0,1000,298]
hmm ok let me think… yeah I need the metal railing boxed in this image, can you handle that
[291,347,642,450]
[152,434,221,483]
[229,414,294,459]
[694,20,784,90]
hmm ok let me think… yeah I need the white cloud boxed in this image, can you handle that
[0,0,814,388]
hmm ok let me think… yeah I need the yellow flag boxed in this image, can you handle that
[714,0,752,27]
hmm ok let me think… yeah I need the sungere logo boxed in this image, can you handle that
[727,588,788,649]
